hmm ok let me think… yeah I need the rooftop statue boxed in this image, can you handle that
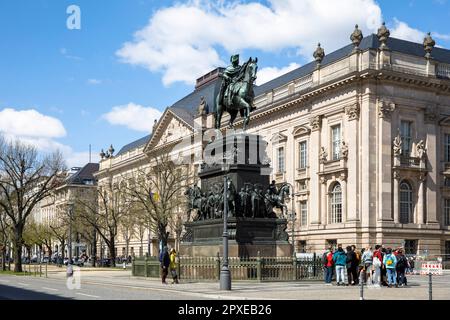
[215,54,258,130]
[423,32,436,59]
[350,24,363,49]
[377,22,390,50]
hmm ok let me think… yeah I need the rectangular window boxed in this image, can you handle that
[299,141,307,169]
[277,147,285,173]
[445,241,450,261]
[400,121,413,156]
[445,134,450,162]
[445,199,450,226]
[331,125,341,161]
[300,201,308,226]
[404,240,418,256]
[326,239,337,250]
[298,241,307,253]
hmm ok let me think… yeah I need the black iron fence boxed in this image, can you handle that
[132,255,324,282]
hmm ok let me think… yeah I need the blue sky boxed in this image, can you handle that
[1,0,450,167]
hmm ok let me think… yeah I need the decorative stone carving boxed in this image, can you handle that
[319,147,328,163]
[197,96,208,116]
[424,105,437,123]
[378,100,395,118]
[393,134,402,157]
[423,32,436,59]
[416,140,427,159]
[309,115,322,131]
[350,24,363,49]
[340,173,347,182]
[320,176,328,185]
[99,149,106,160]
[419,173,427,182]
[152,119,158,133]
[340,141,349,160]
[108,144,115,157]
[345,103,360,121]
[393,170,401,181]
[313,43,325,65]
[377,22,390,50]
[276,223,289,241]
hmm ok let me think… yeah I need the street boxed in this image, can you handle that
[0,269,449,300]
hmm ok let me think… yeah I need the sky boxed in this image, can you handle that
[1,0,450,167]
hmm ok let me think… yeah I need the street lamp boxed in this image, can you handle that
[220,163,231,291]
[68,202,74,263]
[285,184,296,256]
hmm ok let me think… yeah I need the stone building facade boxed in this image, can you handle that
[99,29,450,257]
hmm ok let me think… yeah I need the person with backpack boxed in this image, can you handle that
[323,247,334,285]
[395,249,408,286]
[159,246,170,284]
[333,246,347,286]
[383,248,398,287]
[346,246,358,285]
[372,245,383,287]
[361,247,373,285]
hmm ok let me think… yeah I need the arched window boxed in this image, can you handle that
[399,181,413,224]
[330,183,342,224]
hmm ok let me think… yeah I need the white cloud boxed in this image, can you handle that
[256,63,301,85]
[87,79,102,85]
[0,108,66,139]
[103,103,162,132]
[117,0,383,86]
[390,18,425,44]
[0,108,93,168]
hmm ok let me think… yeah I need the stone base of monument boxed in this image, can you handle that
[180,217,293,258]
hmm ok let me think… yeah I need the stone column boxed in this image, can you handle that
[320,177,328,225]
[378,100,396,221]
[345,103,360,221]
[393,171,400,224]
[417,174,426,225]
[309,116,322,225]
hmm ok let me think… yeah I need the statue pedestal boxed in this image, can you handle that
[180,218,292,258]
[181,132,292,258]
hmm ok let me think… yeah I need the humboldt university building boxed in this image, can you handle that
[95,28,450,258]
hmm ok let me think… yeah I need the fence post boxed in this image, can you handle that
[216,252,221,281]
[178,257,182,281]
[292,255,297,281]
[313,253,317,277]
[359,271,364,300]
[144,257,149,278]
[428,272,433,301]
[256,251,262,282]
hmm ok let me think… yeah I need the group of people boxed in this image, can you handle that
[159,247,179,284]
[323,245,415,288]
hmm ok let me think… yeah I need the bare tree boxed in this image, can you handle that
[76,180,131,267]
[0,137,65,272]
[126,150,192,250]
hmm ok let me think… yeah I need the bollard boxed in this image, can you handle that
[428,272,432,301]
[45,262,48,278]
[360,272,364,301]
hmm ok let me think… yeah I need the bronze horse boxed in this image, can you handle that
[215,58,258,130]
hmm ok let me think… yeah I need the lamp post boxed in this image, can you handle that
[68,202,74,263]
[220,163,231,291]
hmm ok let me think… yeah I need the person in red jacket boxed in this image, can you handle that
[323,247,334,285]
[372,245,384,287]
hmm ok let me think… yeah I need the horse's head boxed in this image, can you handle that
[244,57,258,83]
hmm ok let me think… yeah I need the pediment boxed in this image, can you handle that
[440,116,450,126]
[271,132,288,144]
[144,109,194,152]
[292,125,311,137]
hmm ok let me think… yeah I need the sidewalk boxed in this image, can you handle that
[40,268,450,300]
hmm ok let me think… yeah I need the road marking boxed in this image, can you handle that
[42,287,59,292]
[76,292,100,298]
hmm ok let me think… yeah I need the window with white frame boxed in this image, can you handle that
[445,134,450,162]
[330,183,342,223]
[277,147,285,173]
[300,201,308,226]
[399,181,413,224]
[400,121,413,156]
[299,141,307,169]
[445,199,450,226]
[331,125,341,161]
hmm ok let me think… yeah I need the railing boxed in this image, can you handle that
[437,63,450,79]
[132,255,324,282]
[400,156,421,168]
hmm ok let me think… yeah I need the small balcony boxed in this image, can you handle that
[395,156,425,170]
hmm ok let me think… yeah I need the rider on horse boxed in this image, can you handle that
[218,54,242,108]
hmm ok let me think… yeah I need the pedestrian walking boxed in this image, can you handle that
[383,248,398,287]
[323,247,334,285]
[333,247,347,286]
[169,248,179,284]
[159,246,170,284]
[395,249,408,286]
